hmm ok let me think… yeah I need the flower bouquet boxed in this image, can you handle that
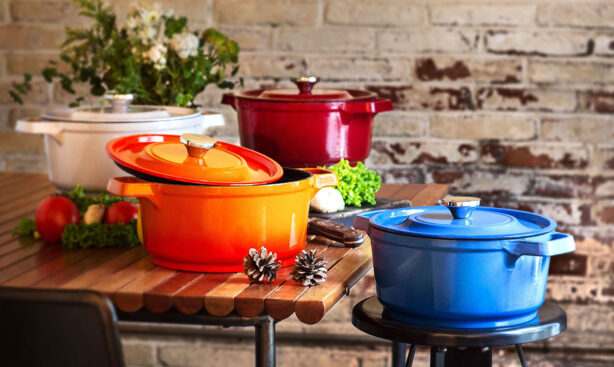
[10,0,240,107]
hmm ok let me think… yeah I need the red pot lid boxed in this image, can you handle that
[106,134,283,186]
[235,76,375,102]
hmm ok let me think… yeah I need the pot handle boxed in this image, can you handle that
[300,168,339,191]
[503,232,575,257]
[353,209,387,233]
[15,118,64,144]
[107,177,161,207]
[221,93,237,110]
[341,98,393,115]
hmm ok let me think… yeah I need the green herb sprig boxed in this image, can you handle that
[12,218,38,238]
[321,159,381,207]
[62,220,140,249]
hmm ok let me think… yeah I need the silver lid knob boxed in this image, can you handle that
[180,133,217,158]
[439,195,481,219]
[104,93,134,113]
[440,196,481,207]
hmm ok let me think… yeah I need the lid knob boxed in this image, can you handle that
[291,76,319,95]
[439,195,481,219]
[180,133,217,158]
[104,93,134,113]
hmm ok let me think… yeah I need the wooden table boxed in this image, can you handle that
[0,172,448,367]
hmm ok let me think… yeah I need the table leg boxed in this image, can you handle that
[392,342,407,367]
[255,316,276,367]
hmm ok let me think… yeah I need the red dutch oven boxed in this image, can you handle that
[222,76,393,167]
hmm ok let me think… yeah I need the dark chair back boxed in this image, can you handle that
[0,287,125,367]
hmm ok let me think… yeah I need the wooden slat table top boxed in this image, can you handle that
[0,173,448,324]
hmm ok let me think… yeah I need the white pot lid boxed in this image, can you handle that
[41,94,200,123]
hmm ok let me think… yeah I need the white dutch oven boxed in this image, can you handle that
[15,94,224,192]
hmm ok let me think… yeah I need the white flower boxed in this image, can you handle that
[143,42,167,70]
[138,26,157,41]
[169,33,199,59]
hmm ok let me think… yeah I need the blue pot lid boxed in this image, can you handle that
[369,196,557,240]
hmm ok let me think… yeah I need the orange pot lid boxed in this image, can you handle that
[106,134,283,186]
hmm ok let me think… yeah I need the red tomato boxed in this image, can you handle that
[35,196,80,244]
[104,201,138,225]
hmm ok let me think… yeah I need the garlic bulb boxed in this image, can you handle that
[310,187,345,213]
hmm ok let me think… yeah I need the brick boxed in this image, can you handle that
[121,341,155,366]
[379,28,479,53]
[531,175,595,199]
[595,34,614,56]
[372,167,424,184]
[6,52,70,76]
[326,1,425,26]
[485,30,592,56]
[430,168,531,196]
[430,4,535,26]
[370,139,478,166]
[480,142,589,169]
[430,114,536,140]
[365,84,473,111]
[594,146,614,171]
[538,4,614,29]
[415,56,522,83]
[372,112,426,137]
[529,60,614,85]
[373,167,424,184]
[307,56,409,81]
[278,347,359,367]
[475,88,576,112]
[159,340,254,367]
[238,53,306,79]
[278,27,374,52]
[581,91,614,113]
[0,132,45,154]
[549,253,588,276]
[596,203,614,225]
[10,1,85,25]
[5,154,47,173]
[0,79,48,104]
[483,198,591,226]
[0,24,64,50]
[541,116,614,144]
[218,27,272,51]
[213,0,318,26]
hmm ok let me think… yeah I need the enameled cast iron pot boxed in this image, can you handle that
[106,134,338,272]
[354,196,576,329]
[15,94,223,191]
[222,76,393,167]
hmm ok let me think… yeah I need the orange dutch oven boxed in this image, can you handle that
[106,134,338,272]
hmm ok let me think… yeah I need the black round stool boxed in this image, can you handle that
[352,297,566,367]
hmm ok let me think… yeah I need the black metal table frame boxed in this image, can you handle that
[118,309,276,367]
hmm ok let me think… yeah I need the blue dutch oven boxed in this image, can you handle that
[353,196,575,329]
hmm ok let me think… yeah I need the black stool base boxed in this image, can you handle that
[352,297,566,367]
[430,347,491,367]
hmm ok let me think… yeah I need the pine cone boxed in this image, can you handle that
[291,249,328,286]
[243,247,281,283]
